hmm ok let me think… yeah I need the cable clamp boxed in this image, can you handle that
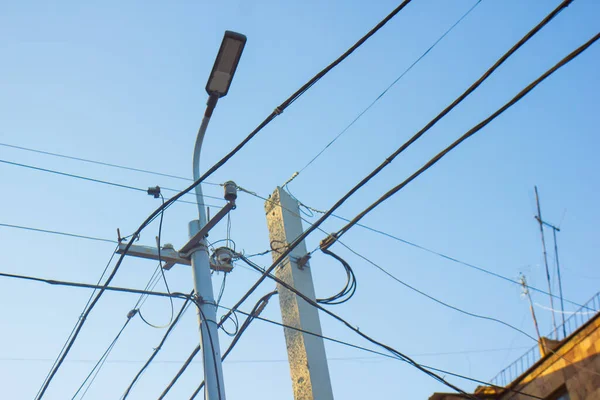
[179,243,209,259]
[320,233,338,250]
[127,309,138,319]
[274,106,283,115]
[147,186,161,198]
[295,253,311,269]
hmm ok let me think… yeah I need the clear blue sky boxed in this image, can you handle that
[1,0,599,399]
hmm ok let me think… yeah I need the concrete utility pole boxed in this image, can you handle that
[265,187,334,400]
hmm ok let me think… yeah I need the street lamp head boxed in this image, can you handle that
[206,31,247,98]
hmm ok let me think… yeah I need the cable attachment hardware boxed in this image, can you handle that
[127,309,138,319]
[147,186,161,198]
[320,233,338,251]
[296,253,311,269]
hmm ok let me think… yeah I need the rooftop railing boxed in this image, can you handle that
[489,291,600,387]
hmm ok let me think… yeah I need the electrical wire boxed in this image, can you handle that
[213,302,543,400]
[71,312,136,400]
[74,215,181,400]
[327,213,591,311]
[33,246,119,400]
[0,142,221,184]
[216,274,227,307]
[316,248,357,305]
[74,193,178,399]
[286,0,573,200]
[137,194,175,329]
[330,32,600,245]
[294,0,483,177]
[0,270,188,300]
[188,290,278,400]
[120,291,194,399]
[32,3,423,395]
[218,6,587,346]
[219,308,240,337]
[103,5,418,397]
[335,240,538,342]
[236,256,475,398]
[0,159,222,208]
[0,345,535,364]
[239,183,590,310]
[0,222,117,244]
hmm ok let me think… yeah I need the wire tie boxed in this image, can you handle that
[274,106,283,115]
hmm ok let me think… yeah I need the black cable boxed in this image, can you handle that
[236,256,476,398]
[138,194,175,329]
[216,273,227,307]
[121,291,194,399]
[71,313,135,399]
[0,271,188,300]
[215,7,582,354]
[241,184,590,310]
[74,223,182,400]
[33,246,119,400]
[328,214,591,311]
[331,32,600,244]
[0,159,222,208]
[335,240,538,342]
[157,345,201,400]
[295,0,483,175]
[219,309,239,337]
[95,4,418,397]
[188,290,278,400]
[316,248,357,305]
[215,303,543,400]
[0,142,220,184]
[0,222,116,244]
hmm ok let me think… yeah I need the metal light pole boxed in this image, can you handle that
[190,31,246,400]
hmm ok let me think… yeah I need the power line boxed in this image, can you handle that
[330,32,600,244]
[187,290,278,399]
[294,0,483,177]
[335,240,538,342]
[236,256,475,398]
[240,185,589,311]
[70,313,135,400]
[120,291,194,399]
[0,141,220,185]
[209,6,581,381]
[33,246,120,400]
[0,159,223,207]
[216,304,543,400]
[326,0,580,242]
[327,214,591,311]
[0,346,533,364]
[112,4,419,397]
[0,222,116,244]
[0,270,188,300]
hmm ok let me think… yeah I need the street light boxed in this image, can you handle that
[206,31,247,99]
[190,30,246,400]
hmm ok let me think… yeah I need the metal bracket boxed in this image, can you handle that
[117,243,191,270]
[179,201,236,255]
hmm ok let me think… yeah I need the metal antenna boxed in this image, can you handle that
[534,186,558,338]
